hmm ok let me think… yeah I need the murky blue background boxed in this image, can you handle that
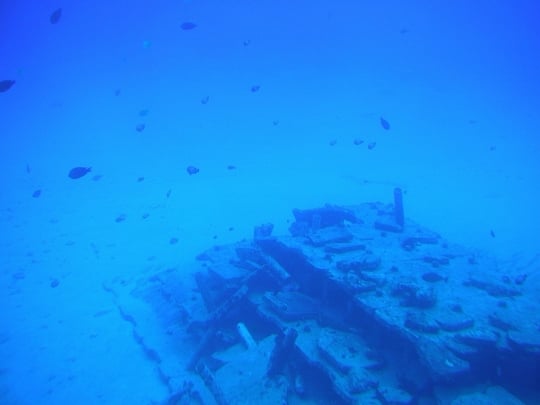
[1,1,539,403]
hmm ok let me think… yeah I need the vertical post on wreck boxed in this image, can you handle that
[394,187,404,229]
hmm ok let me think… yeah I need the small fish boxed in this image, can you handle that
[12,271,25,280]
[181,22,197,30]
[353,138,364,146]
[50,8,62,24]
[92,174,103,181]
[0,80,15,93]
[139,109,149,117]
[169,237,178,245]
[166,189,172,198]
[490,229,496,238]
[93,309,112,318]
[26,163,31,174]
[32,189,42,198]
[367,142,377,150]
[380,117,390,130]
[114,88,121,96]
[251,85,260,92]
[422,272,447,283]
[141,213,150,219]
[227,165,236,170]
[136,123,146,132]
[514,273,527,285]
[272,120,279,126]
[50,278,60,288]
[186,166,199,175]
[137,176,145,182]
[68,166,91,179]
[115,214,127,223]
[201,96,209,104]
[90,242,100,259]
[329,139,337,146]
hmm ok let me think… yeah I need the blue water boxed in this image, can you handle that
[1,1,539,404]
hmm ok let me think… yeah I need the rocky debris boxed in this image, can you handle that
[253,222,273,240]
[435,312,475,332]
[454,329,500,349]
[374,187,405,233]
[488,312,517,331]
[325,241,366,253]
[263,291,319,321]
[308,226,353,246]
[507,329,540,352]
[449,385,525,405]
[109,199,539,404]
[292,204,358,231]
[423,255,450,267]
[376,386,413,405]
[400,232,440,251]
[392,282,437,308]
[463,277,521,297]
[267,328,298,376]
[404,311,439,334]
[336,253,381,272]
[415,338,470,383]
[211,333,289,404]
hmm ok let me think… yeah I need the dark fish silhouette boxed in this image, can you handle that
[422,272,447,283]
[380,117,390,130]
[181,22,197,30]
[50,8,62,24]
[68,166,91,179]
[115,214,127,223]
[0,80,15,93]
[136,123,145,132]
[515,273,527,285]
[26,163,31,174]
[32,189,42,198]
[251,85,260,92]
[186,166,199,175]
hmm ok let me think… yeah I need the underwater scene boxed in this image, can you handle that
[1,1,539,404]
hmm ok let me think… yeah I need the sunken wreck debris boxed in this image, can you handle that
[114,194,538,404]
